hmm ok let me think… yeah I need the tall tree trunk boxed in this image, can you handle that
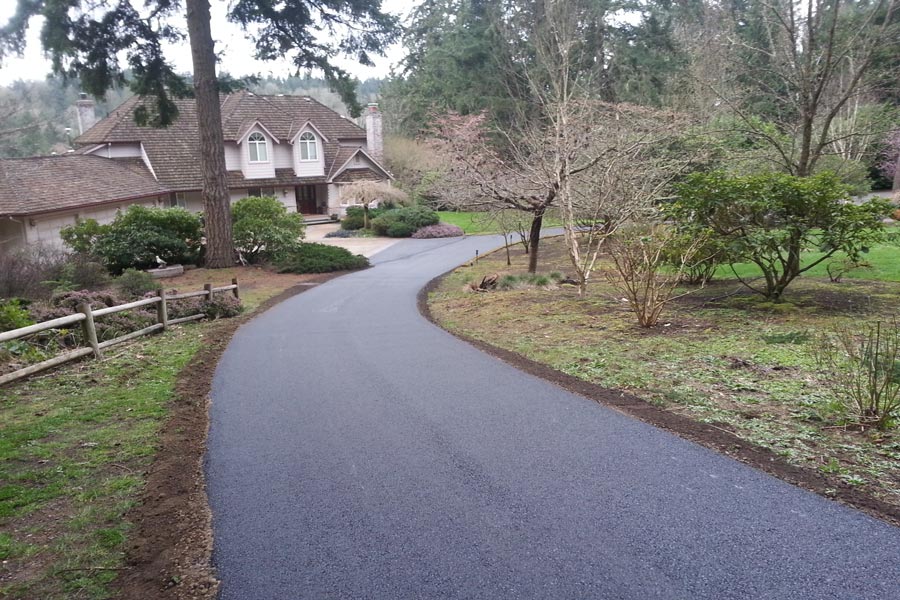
[527,210,544,274]
[186,0,233,268]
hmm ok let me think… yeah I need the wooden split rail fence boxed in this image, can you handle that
[0,278,239,387]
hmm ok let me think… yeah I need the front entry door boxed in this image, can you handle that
[295,185,317,214]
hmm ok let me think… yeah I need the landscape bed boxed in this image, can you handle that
[426,235,900,522]
[0,266,336,599]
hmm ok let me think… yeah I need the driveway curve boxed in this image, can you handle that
[207,236,900,600]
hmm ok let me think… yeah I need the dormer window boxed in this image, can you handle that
[299,132,318,161]
[248,132,268,162]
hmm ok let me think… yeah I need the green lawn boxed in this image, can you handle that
[437,211,563,235]
[722,243,900,283]
[0,326,204,599]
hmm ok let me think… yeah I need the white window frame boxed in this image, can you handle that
[298,131,318,161]
[170,192,187,208]
[248,132,268,163]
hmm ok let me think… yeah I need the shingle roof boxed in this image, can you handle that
[0,155,168,216]
[75,91,371,191]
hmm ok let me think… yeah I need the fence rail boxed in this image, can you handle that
[0,278,239,387]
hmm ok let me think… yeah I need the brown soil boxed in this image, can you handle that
[113,273,340,600]
[418,276,900,528]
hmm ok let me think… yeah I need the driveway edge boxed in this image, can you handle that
[417,271,900,528]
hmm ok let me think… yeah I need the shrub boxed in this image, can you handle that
[394,206,440,229]
[203,294,244,319]
[386,221,416,238]
[0,299,34,332]
[275,243,369,273]
[0,245,69,299]
[340,213,366,230]
[60,218,110,254]
[32,290,153,344]
[607,224,706,328]
[92,205,203,273]
[116,268,161,298]
[412,224,465,239]
[232,196,305,263]
[162,295,204,320]
[814,321,900,430]
[671,171,889,301]
[664,231,729,286]
[371,207,440,237]
[324,229,362,238]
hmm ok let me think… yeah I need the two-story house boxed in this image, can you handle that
[0,91,390,251]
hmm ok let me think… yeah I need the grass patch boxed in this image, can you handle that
[0,267,312,599]
[429,235,900,510]
[436,211,563,235]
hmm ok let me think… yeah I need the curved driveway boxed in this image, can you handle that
[207,236,900,600]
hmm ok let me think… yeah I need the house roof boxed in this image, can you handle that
[74,91,372,191]
[0,155,168,216]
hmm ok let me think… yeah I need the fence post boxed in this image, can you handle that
[231,278,240,300]
[77,302,101,359]
[157,289,168,330]
[204,283,213,302]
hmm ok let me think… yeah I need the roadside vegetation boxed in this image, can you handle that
[429,234,900,510]
[0,265,327,598]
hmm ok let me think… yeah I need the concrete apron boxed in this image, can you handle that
[304,222,400,258]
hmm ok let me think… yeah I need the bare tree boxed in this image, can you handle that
[686,0,899,178]
[528,0,697,295]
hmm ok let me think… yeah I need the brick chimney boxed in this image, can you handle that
[365,103,383,162]
[76,93,97,135]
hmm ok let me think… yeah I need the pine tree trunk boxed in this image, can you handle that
[186,0,233,268]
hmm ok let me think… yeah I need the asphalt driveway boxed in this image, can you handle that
[206,235,900,599]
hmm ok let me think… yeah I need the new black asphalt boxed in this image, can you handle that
[206,236,900,599]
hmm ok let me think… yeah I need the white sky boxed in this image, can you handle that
[0,0,418,87]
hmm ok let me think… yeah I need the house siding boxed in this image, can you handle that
[87,143,143,159]
[293,127,325,177]
[224,143,241,171]
[0,218,26,252]
[239,128,276,179]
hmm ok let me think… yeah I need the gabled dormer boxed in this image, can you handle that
[237,121,279,179]
[289,122,327,177]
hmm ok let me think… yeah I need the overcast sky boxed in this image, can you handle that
[0,0,417,87]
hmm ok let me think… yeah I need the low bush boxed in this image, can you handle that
[275,243,369,274]
[411,223,465,239]
[341,206,387,231]
[0,299,34,331]
[92,205,203,273]
[496,273,555,290]
[116,268,161,298]
[325,228,363,238]
[0,245,69,299]
[232,196,305,263]
[371,207,440,237]
[814,321,900,430]
[203,294,244,319]
[29,290,153,344]
[395,206,440,230]
[386,221,416,238]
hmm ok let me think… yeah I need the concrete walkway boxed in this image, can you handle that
[207,235,900,600]
[304,222,400,258]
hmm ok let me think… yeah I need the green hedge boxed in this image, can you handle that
[275,243,370,273]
